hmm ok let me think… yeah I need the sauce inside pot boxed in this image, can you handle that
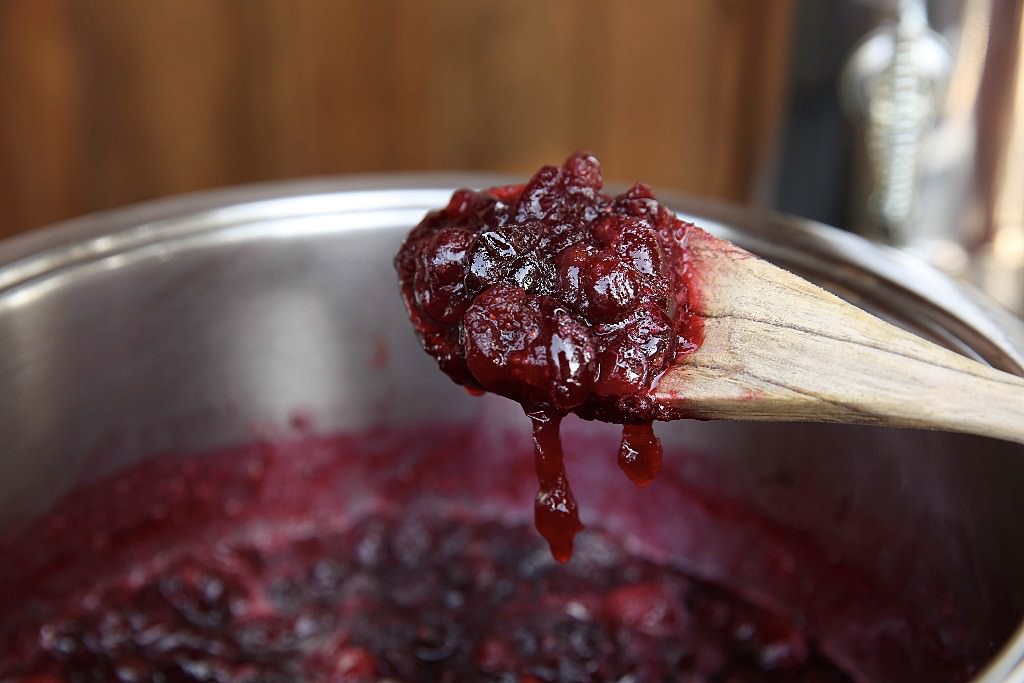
[0,425,982,682]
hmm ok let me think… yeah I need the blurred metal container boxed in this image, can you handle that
[0,179,1023,679]
[766,0,1024,314]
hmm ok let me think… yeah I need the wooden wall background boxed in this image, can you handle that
[0,1,794,238]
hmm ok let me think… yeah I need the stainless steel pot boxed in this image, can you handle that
[1,177,1022,682]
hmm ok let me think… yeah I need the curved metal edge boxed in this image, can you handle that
[1,173,1020,374]
[976,626,1024,683]
[1,174,1023,682]
[0,174,515,290]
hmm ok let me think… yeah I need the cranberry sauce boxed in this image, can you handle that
[395,153,704,560]
[0,425,988,683]
[1,430,852,683]
[2,516,854,683]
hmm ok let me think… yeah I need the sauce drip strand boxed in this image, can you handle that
[395,153,703,560]
[527,410,583,563]
[619,422,663,487]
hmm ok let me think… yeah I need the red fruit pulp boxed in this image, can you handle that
[0,427,889,682]
[394,153,704,560]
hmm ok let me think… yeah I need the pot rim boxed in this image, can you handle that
[2,174,1021,369]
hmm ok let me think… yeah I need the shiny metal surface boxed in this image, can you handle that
[840,0,953,243]
[1,177,1023,680]
[769,0,1024,313]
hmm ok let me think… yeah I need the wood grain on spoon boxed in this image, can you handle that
[654,228,1024,445]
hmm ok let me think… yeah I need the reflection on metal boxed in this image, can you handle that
[973,3,1024,313]
[841,0,953,243]
[770,0,1024,314]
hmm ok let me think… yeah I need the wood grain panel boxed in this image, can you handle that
[0,1,83,235]
[0,0,794,238]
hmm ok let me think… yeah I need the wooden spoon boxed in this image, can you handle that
[654,228,1024,445]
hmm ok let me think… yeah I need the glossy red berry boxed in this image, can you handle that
[395,153,701,423]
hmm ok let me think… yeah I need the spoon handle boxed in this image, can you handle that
[655,230,1024,445]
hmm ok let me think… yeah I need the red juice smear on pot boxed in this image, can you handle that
[394,153,705,559]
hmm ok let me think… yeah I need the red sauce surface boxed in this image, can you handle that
[395,153,704,560]
[1,515,852,683]
[0,425,990,683]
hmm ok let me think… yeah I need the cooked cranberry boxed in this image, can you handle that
[581,252,640,323]
[546,309,597,411]
[465,222,541,295]
[593,304,674,398]
[604,581,685,637]
[554,241,595,310]
[413,228,475,325]
[615,224,664,278]
[395,152,701,421]
[395,153,705,561]
[463,285,551,405]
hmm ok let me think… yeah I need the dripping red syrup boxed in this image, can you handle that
[395,152,704,560]
[527,410,582,564]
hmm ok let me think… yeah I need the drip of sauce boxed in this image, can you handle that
[618,422,663,487]
[395,152,704,560]
[527,409,583,562]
